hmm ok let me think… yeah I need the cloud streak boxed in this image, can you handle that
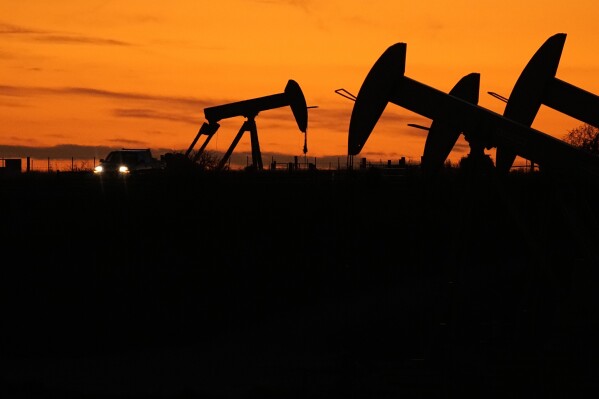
[0,84,334,126]
[112,108,201,125]
[0,144,195,161]
[0,22,39,34]
[33,35,130,46]
[0,21,132,46]
[0,84,211,110]
[0,144,132,159]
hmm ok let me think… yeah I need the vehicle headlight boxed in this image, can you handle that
[94,165,103,173]
[119,165,130,173]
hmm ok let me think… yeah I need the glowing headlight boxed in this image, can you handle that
[94,165,103,174]
[119,165,130,173]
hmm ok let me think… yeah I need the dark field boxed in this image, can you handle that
[1,169,599,398]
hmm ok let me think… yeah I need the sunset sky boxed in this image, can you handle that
[2,0,599,169]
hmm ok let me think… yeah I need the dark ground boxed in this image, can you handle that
[1,168,598,398]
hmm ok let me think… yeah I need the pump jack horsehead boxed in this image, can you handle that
[186,79,308,171]
[348,40,599,179]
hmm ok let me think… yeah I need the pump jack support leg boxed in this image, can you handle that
[217,120,251,170]
[248,119,263,170]
[192,135,215,163]
[185,132,202,158]
[186,122,220,159]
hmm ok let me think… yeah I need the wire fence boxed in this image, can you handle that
[0,157,98,173]
[0,155,540,174]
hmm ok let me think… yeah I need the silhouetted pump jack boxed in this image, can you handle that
[405,73,493,174]
[348,42,599,179]
[497,33,599,172]
[186,80,308,171]
[420,73,495,175]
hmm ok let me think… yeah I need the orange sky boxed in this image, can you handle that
[2,0,599,168]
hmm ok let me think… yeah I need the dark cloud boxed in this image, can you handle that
[65,87,201,106]
[0,144,176,160]
[379,112,431,132]
[0,85,38,96]
[306,107,351,131]
[0,22,39,34]
[0,144,117,159]
[33,35,130,46]
[298,102,432,133]
[106,138,148,146]
[0,84,212,110]
[112,108,202,125]
[0,21,132,46]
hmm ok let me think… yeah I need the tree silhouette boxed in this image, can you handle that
[162,150,220,172]
[192,150,220,170]
[563,123,599,155]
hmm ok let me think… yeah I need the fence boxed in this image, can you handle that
[3,156,418,173]
[0,155,539,174]
[1,157,98,173]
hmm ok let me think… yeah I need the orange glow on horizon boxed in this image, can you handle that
[2,1,599,168]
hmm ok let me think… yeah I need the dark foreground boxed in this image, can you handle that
[1,169,598,398]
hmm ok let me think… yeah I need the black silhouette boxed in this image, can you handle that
[185,79,308,171]
[348,42,599,179]
[4,36,599,399]
[497,33,599,172]
[420,73,495,175]
[564,123,599,154]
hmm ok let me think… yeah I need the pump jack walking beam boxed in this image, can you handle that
[348,42,599,179]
